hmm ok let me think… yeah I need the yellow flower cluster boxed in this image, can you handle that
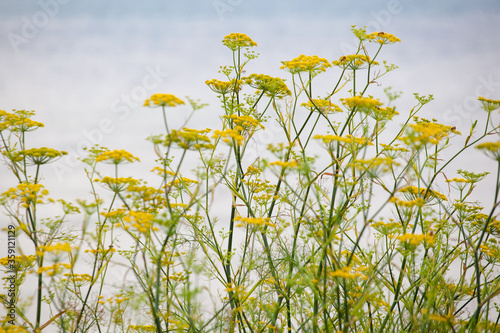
[371,220,401,236]
[234,215,274,227]
[213,128,245,146]
[206,79,243,95]
[96,176,139,192]
[37,242,74,256]
[143,94,185,107]
[129,325,156,333]
[399,186,447,202]
[301,99,343,114]
[0,325,29,333]
[165,177,199,190]
[10,147,67,165]
[95,149,140,164]
[0,109,44,132]
[477,96,500,112]
[365,31,401,44]
[397,233,434,246]
[154,128,214,150]
[329,266,367,280]
[222,33,257,51]
[101,208,127,221]
[389,196,425,208]
[62,273,92,286]
[36,263,71,276]
[269,160,298,168]
[0,255,36,271]
[476,142,500,161]
[400,118,460,147]
[332,54,379,69]
[223,114,264,130]
[2,183,52,207]
[122,210,157,234]
[340,96,383,109]
[280,54,331,74]
[314,134,372,146]
[244,74,291,98]
[351,156,399,174]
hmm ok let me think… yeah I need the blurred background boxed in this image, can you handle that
[1,0,499,201]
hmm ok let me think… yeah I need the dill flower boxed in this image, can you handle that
[95,149,140,164]
[332,54,379,70]
[213,128,245,146]
[269,160,298,168]
[223,114,264,130]
[96,176,139,192]
[122,210,157,234]
[9,147,67,165]
[340,95,383,110]
[0,109,44,132]
[399,118,460,148]
[222,33,257,51]
[244,74,291,98]
[2,183,52,207]
[280,54,331,75]
[476,142,500,161]
[301,99,343,114]
[477,96,500,112]
[366,31,401,44]
[234,215,275,227]
[0,255,36,272]
[149,128,214,150]
[36,263,71,276]
[144,94,185,107]
[329,266,366,280]
[314,134,372,147]
[206,78,243,95]
[445,177,471,191]
[36,242,75,256]
[399,185,447,203]
[397,233,434,246]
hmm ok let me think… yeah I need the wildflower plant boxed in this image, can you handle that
[2,26,500,332]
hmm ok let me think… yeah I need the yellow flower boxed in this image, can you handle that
[223,114,264,130]
[301,99,343,114]
[36,263,71,276]
[428,313,455,323]
[37,242,75,256]
[96,176,139,192]
[206,79,243,95]
[366,31,401,44]
[95,149,140,164]
[399,185,447,203]
[121,210,157,234]
[399,118,460,147]
[280,54,331,74]
[144,94,185,107]
[329,266,366,279]
[213,128,245,146]
[10,147,67,165]
[222,33,257,51]
[314,134,372,147]
[2,183,52,206]
[234,215,275,227]
[340,96,383,109]
[0,109,44,132]
[397,233,434,246]
[478,96,500,112]
[332,54,379,70]
[476,142,500,161]
[269,160,298,168]
[149,128,214,150]
[244,74,291,98]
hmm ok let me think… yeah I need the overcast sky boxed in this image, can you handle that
[1,0,500,199]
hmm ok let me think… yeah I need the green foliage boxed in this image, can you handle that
[1,27,500,333]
